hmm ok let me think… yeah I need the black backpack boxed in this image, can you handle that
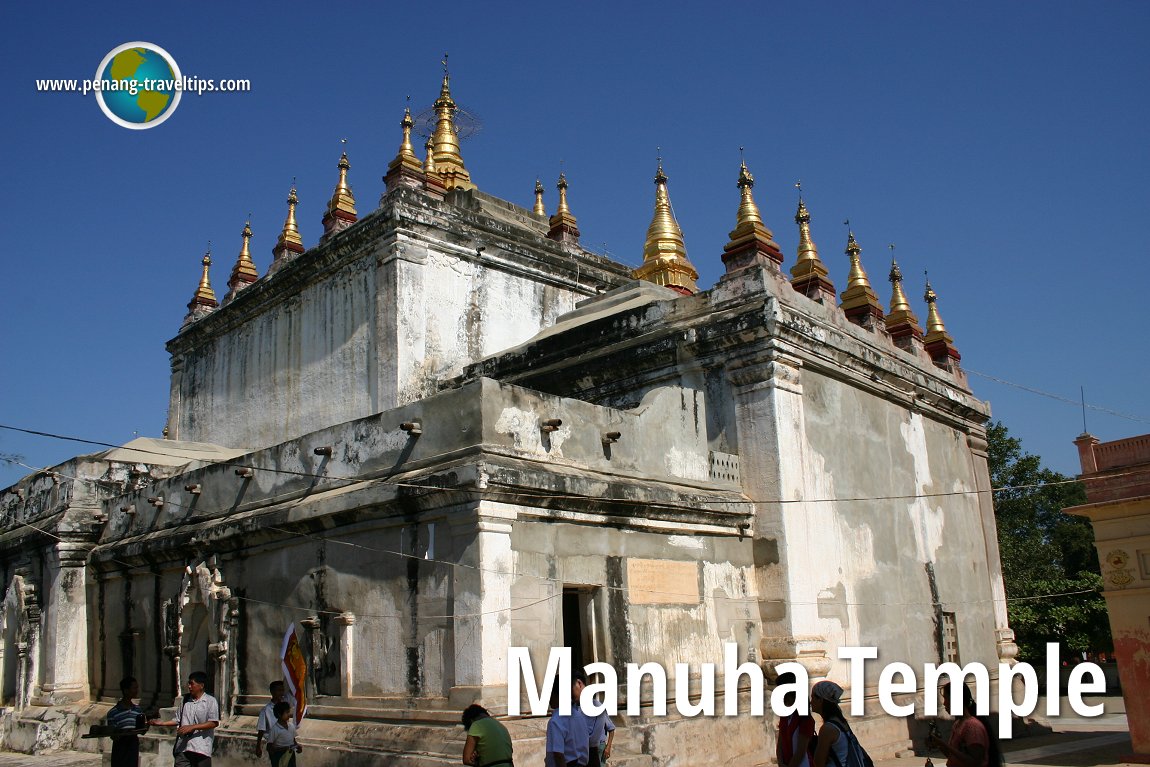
[825,720,875,767]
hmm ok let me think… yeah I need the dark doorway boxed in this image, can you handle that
[562,587,601,673]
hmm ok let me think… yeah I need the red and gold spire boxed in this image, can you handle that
[923,277,961,369]
[884,250,924,350]
[224,219,258,302]
[547,172,580,245]
[321,148,358,240]
[721,159,784,274]
[634,159,698,295]
[789,189,836,304]
[270,184,305,270]
[423,136,446,200]
[183,247,219,326]
[384,107,425,193]
[838,228,885,329]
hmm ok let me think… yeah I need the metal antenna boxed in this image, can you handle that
[1081,386,1089,433]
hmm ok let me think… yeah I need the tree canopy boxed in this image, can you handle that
[987,421,1110,659]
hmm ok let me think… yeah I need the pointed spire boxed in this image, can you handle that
[721,157,784,275]
[633,158,699,295]
[384,107,426,194]
[838,227,885,329]
[533,178,546,216]
[225,219,259,302]
[923,276,961,369]
[547,172,580,245]
[884,247,924,351]
[183,247,219,326]
[270,184,306,271]
[428,55,474,191]
[322,148,358,240]
[789,186,836,303]
[422,136,447,200]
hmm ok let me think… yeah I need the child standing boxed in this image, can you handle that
[265,701,302,767]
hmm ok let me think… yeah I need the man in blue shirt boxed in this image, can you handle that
[546,671,593,767]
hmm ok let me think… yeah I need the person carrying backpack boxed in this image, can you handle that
[810,681,874,767]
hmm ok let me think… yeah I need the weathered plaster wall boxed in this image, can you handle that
[786,370,999,685]
[168,192,631,452]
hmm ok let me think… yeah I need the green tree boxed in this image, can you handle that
[987,421,1111,660]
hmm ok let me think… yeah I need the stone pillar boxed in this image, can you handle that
[450,501,515,710]
[335,612,356,697]
[36,540,93,705]
[967,431,1019,668]
[728,349,831,679]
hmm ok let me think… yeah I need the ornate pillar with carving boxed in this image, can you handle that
[728,349,832,680]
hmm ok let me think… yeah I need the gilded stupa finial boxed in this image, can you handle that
[789,182,836,302]
[270,182,305,270]
[547,170,580,245]
[838,223,885,328]
[183,245,219,326]
[884,244,924,348]
[429,53,474,191]
[923,272,961,367]
[533,178,545,216]
[225,218,259,301]
[633,157,699,295]
[322,142,358,239]
[424,137,437,174]
[722,152,783,274]
[385,103,425,194]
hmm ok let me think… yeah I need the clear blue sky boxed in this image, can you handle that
[2,2,1147,489]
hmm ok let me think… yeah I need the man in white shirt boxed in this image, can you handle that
[150,671,220,767]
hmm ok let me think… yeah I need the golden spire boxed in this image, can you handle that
[633,159,699,294]
[838,227,885,327]
[424,136,437,174]
[270,184,305,270]
[385,107,425,192]
[722,157,784,273]
[923,275,961,366]
[429,55,474,190]
[923,278,951,339]
[322,147,358,239]
[533,178,545,216]
[884,246,923,347]
[547,172,580,245]
[226,219,259,298]
[184,247,219,325]
[556,172,571,214]
[399,107,418,163]
[789,186,835,301]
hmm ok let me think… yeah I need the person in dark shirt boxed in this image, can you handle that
[106,676,146,767]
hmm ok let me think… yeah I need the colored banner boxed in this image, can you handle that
[281,623,308,725]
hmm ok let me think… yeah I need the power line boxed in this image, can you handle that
[965,369,1150,425]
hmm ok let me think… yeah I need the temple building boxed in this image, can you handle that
[0,66,1016,765]
[1067,432,1150,760]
